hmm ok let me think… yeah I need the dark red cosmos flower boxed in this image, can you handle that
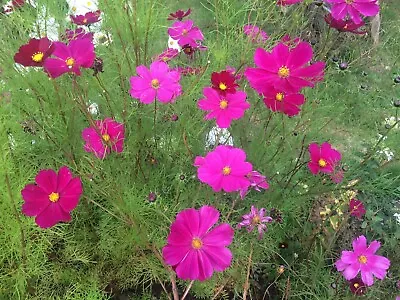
[70,10,101,25]
[211,71,239,95]
[14,37,54,67]
[324,14,367,34]
[349,278,367,295]
[167,8,191,21]
[349,198,366,219]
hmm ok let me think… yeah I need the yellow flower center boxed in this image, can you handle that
[358,255,367,264]
[32,52,44,63]
[275,92,284,101]
[182,29,188,35]
[151,79,160,89]
[83,18,88,24]
[222,166,231,175]
[345,0,353,4]
[354,283,359,288]
[219,83,227,90]
[87,1,92,5]
[102,134,110,142]
[66,57,75,69]
[191,237,203,249]
[220,99,228,109]
[278,66,290,78]
[72,6,77,11]
[252,216,261,224]
[49,192,60,202]
[318,159,327,167]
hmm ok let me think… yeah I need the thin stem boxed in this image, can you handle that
[181,280,195,300]
[243,244,253,300]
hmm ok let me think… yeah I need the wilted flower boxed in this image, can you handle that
[167,8,191,21]
[349,198,366,219]
[168,20,204,47]
[308,142,342,175]
[70,10,101,25]
[163,206,234,281]
[324,13,367,34]
[211,70,239,95]
[326,0,379,25]
[14,38,54,67]
[91,57,103,76]
[148,192,157,202]
[243,24,268,43]
[155,48,179,62]
[239,171,269,199]
[276,0,303,5]
[349,278,367,295]
[237,206,273,239]
[64,28,94,42]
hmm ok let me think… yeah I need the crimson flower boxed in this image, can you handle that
[14,38,54,67]
[211,70,239,95]
[349,198,366,219]
[70,10,101,25]
[167,8,191,21]
[324,14,367,34]
[262,88,305,117]
[349,278,367,295]
[308,142,342,175]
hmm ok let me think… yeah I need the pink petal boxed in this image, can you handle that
[35,169,58,194]
[162,244,190,266]
[202,224,234,246]
[196,250,214,281]
[342,263,360,280]
[21,184,50,216]
[353,2,379,16]
[352,235,367,253]
[176,208,199,237]
[287,42,313,69]
[203,245,232,272]
[139,88,157,104]
[198,206,220,235]
[365,240,380,255]
[361,270,374,286]
[331,3,348,20]
[43,59,69,78]
[57,166,73,193]
[52,42,71,60]
[175,250,199,280]
[254,48,278,71]
[69,38,95,67]
[35,203,71,228]
[58,178,82,212]
[308,162,319,174]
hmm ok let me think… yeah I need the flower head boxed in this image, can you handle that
[21,166,83,228]
[14,38,55,67]
[308,142,342,175]
[276,0,303,5]
[43,38,96,78]
[129,61,182,104]
[349,198,366,219]
[167,8,191,21]
[70,10,101,25]
[198,87,250,128]
[82,118,125,159]
[162,206,234,281]
[326,0,379,24]
[349,278,367,295]
[324,13,367,34]
[262,88,305,117]
[335,235,390,286]
[239,171,269,199]
[237,206,273,239]
[194,145,252,193]
[243,25,268,43]
[211,70,239,95]
[168,20,204,47]
[155,48,179,63]
[64,28,94,42]
[245,41,325,94]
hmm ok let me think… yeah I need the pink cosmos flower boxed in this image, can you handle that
[335,235,390,286]
[129,61,182,104]
[239,171,269,199]
[245,41,325,94]
[237,206,273,239]
[162,206,234,281]
[243,25,268,43]
[277,0,303,6]
[308,142,342,175]
[70,10,101,25]
[64,28,94,42]
[43,38,96,78]
[194,145,252,193]
[154,48,179,62]
[324,13,367,34]
[326,0,379,25]
[198,87,250,128]
[82,118,125,159]
[167,20,204,47]
[349,198,366,219]
[21,166,83,228]
[262,88,305,117]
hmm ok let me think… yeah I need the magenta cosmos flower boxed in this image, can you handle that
[239,171,269,199]
[194,145,252,193]
[21,166,83,228]
[167,20,204,47]
[326,0,379,25]
[70,10,101,25]
[324,13,367,34]
[277,0,303,6]
[308,142,342,175]
[14,38,55,67]
[82,118,125,159]
[162,206,234,281]
[198,87,250,128]
[129,61,182,104]
[349,198,366,219]
[237,206,273,239]
[262,88,305,117]
[245,41,325,93]
[43,38,95,78]
[335,235,390,286]
[243,25,268,43]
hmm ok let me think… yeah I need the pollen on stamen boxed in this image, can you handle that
[151,79,160,89]
[252,216,261,224]
[318,159,327,167]
[222,166,231,175]
[220,100,228,109]
[66,57,75,69]
[191,237,203,249]
[358,255,367,264]
[275,93,284,101]
[102,134,110,142]
[219,83,227,90]
[49,192,60,202]
[278,66,290,78]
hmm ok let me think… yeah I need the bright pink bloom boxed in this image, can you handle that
[154,48,179,62]
[245,41,325,93]
[243,25,268,43]
[129,61,182,104]
[64,28,94,42]
[262,88,305,116]
[324,13,367,34]
[162,206,234,281]
[335,235,390,286]
[82,118,125,159]
[167,20,204,47]
[167,8,191,21]
[194,145,253,193]
[277,0,303,6]
[308,142,342,175]
[21,166,83,228]
[326,0,379,24]
[349,198,366,219]
[198,87,250,128]
[43,38,95,78]
[237,206,273,239]
[70,10,101,25]
[239,171,269,199]
[14,38,54,67]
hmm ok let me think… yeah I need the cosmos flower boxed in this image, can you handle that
[154,48,179,63]
[211,70,239,95]
[245,41,325,93]
[349,198,366,219]
[324,13,367,34]
[70,10,101,25]
[237,206,273,239]
[14,38,54,67]
[21,166,83,228]
[129,61,182,104]
[198,87,250,128]
[167,20,204,47]
[167,8,191,21]
[335,235,390,286]
[276,0,303,5]
[64,28,94,42]
[167,36,182,52]
[43,38,95,78]
[194,145,252,193]
[243,24,269,43]
[349,278,367,295]
[308,142,342,175]
[82,118,125,159]
[163,206,234,281]
[326,0,379,25]
[262,88,305,117]
[239,171,269,199]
